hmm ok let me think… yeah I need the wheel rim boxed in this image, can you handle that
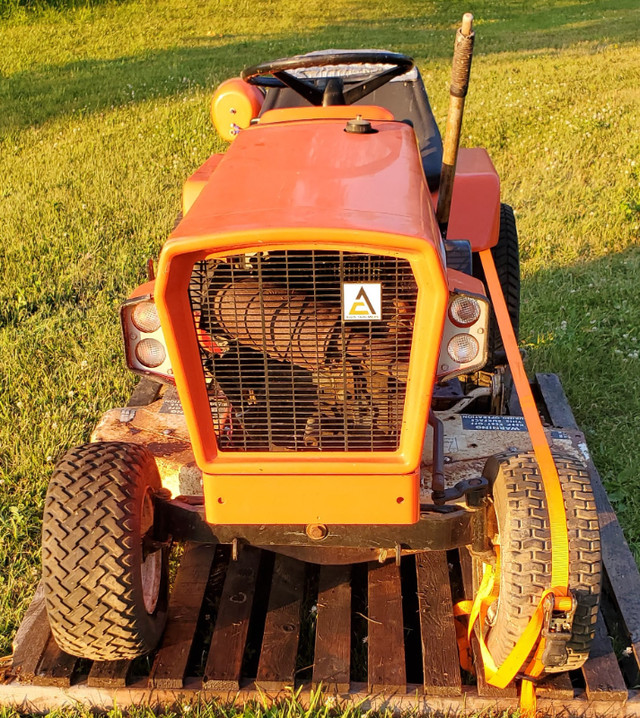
[140,489,162,615]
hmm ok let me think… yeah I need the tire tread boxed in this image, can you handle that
[42,442,167,660]
[484,451,601,672]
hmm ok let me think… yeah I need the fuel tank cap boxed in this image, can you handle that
[345,115,377,134]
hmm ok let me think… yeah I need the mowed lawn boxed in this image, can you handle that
[1,0,639,685]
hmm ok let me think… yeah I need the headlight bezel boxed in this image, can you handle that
[120,294,174,384]
[437,289,490,379]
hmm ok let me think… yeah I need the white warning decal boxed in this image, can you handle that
[342,283,382,321]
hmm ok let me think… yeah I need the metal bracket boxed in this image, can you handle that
[433,477,489,506]
[157,496,482,553]
[515,672,543,686]
[541,593,578,669]
[142,531,172,560]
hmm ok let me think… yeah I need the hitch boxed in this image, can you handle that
[433,476,489,507]
[541,593,577,669]
[429,411,489,507]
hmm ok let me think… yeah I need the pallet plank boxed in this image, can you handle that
[32,636,77,687]
[127,378,162,407]
[12,583,51,683]
[256,555,305,690]
[312,565,351,692]
[588,465,640,672]
[368,561,406,693]
[508,376,523,417]
[459,549,517,698]
[203,547,261,690]
[148,542,216,689]
[582,611,627,702]
[536,671,574,700]
[416,553,462,696]
[537,373,640,672]
[87,660,130,688]
[536,373,579,429]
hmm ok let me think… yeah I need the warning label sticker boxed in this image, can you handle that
[160,387,184,415]
[461,415,528,432]
[342,283,382,321]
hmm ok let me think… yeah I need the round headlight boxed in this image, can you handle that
[131,301,161,333]
[447,334,479,364]
[135,338,166,368]
[449,295,481,327]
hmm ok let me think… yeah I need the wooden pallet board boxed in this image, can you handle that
[255,554,305,691]
[312,565,351,692]
[415,552,461,696]
[582,612,627,703]
[148,542,216,689]
[87,659,131,689]
[204,545,261,690]
[33,637,76,688]
[3,373,640,715]
[367,561,406,692]
[11,582,50,684]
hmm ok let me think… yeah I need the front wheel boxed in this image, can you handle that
[42,442,169,660]
[479,451,601,673]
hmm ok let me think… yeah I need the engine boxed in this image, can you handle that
[188,250,417,452]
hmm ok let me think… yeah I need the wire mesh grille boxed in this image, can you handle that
[189,250,417,452]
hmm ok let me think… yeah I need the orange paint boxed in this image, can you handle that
[156,232,447,479]
[169,120,438,240]
[259,105,394,125]
[446,267,486,296]
[210,78,263,142]
[204,471,420,524]
[128,280,155,300]
[154,117,448,524]
[182,154,224,215]
[433,148,500,251]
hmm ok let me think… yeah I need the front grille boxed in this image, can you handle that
[189,250,417,452]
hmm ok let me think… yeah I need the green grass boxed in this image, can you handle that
[0,0,639,708]
[0,692,445,718]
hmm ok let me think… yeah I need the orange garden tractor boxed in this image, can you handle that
[40,14,601,710]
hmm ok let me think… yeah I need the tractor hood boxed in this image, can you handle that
[168,117,441,247]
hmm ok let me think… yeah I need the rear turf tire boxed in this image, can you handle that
[480,451,601,672]
[42,442,169,660]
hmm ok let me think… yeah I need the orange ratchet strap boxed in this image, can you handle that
[453,249,571,716]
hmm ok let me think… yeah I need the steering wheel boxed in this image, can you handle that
[240,50,414,107]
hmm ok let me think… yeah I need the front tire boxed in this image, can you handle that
[480,451,601,673]
[42,442,169,660]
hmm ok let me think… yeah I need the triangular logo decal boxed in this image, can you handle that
[342,283,382,321]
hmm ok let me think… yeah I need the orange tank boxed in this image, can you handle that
[210,77,264,141]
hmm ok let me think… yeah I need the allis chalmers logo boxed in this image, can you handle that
[342,283,382,321]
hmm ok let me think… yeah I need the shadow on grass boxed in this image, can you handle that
[1,0,639,134]
[521,246,640,550]
[0,0,126,19]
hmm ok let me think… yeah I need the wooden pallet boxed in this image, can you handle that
[3,374,640,715]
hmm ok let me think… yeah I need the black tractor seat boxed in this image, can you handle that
[258,50,443,191]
